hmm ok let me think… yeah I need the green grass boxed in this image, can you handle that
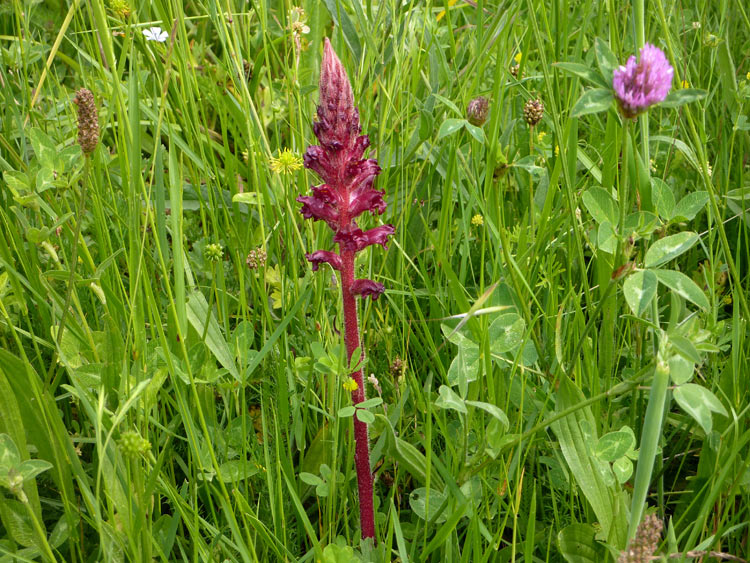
[1,0,749,561]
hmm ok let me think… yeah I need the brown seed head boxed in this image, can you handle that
[73,88,99,155]
[618,513,663,563]
[523,98,544,127]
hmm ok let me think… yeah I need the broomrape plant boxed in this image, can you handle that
[297,38,394,541]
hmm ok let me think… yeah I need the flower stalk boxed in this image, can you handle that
[297,38,394,541]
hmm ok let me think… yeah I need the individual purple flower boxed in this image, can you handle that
[351,279,385,300]
[613,43,674,118]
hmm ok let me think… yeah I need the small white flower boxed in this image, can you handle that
[143,26,168,43]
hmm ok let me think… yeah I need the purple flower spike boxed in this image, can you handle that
[351,279,385,300]
[613,43,674,118]
[297,39,394,542]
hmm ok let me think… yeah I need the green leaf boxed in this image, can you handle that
[409,487,448,523]
[218,460,258,483]
[660,88,707,108]
[0,434,21,472]
[595,430,635,462]
[623,270,658,317]
[558,523,609,563]
[582,187,619,225]
[673,384,728,434]
[668,354,694,385]
[465,401,509,429]
[434,385,467,414]
[438,118,466,139]
[550,376,628,546]
[356,397,383,409]
[553,62,609,88]
[594,38,619,83]
[16,459,53,483]
[446,341,480,387]
[596,221,618,254]
[232,192,262,205]
[653,269,709,310]
[464,122,485,144]
[668,334,702,364]
[651,178,675,220]
[571,89,614,117]
[671,191,708,222]
[355,409,375,424]
[299,472,324,486]
[337,406,355,418]
[186,291,241,382]
[644,232,700,268]
[488,313,525,355]
[613,457,633,484]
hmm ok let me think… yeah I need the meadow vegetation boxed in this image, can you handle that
[1,0,749,561]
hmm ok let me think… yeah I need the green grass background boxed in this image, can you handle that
[0,0,749,561]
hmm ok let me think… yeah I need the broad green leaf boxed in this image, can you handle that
[488,313,525,355]
[668,354,694,385]
[0,434,21,472]
[0,498,35,547]
[594,38,619,83]
[653,270,709,310]
[669,334,701,364]
[582,187,619,225]
[218,460,259,483]
[550,376,628,546]
[337,406,355,418]
[595,430,635,462]
[623,270,658,316]
[409,487,448,523]
[613,457,633,484]
[232,192,262,205]
[571,89,614,117]
[596,221,617,254]
[465,401,509,429]
[464,122,485,144]
[660,88,707,108]
[186,291,241,382]
[672,191,708,221]
[434,385,467,414]
[644,232,700,268]
[624,211,660,237]
[355,409,375,424]
[438,118,466,139]
[16,459,53,483]
[446,341,480,387]
[651,178,675,220]
[28,128,58,168]
[357,397,383,409]
[558,523,609,563]
[673,384,727,434]
[553,62,609,88]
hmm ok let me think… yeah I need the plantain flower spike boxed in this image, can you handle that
[73,88,99,156]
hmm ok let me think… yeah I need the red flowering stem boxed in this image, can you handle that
[298,38,392,542]
[340,249,376,540]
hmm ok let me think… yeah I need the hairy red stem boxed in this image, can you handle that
[340,249,375,540]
